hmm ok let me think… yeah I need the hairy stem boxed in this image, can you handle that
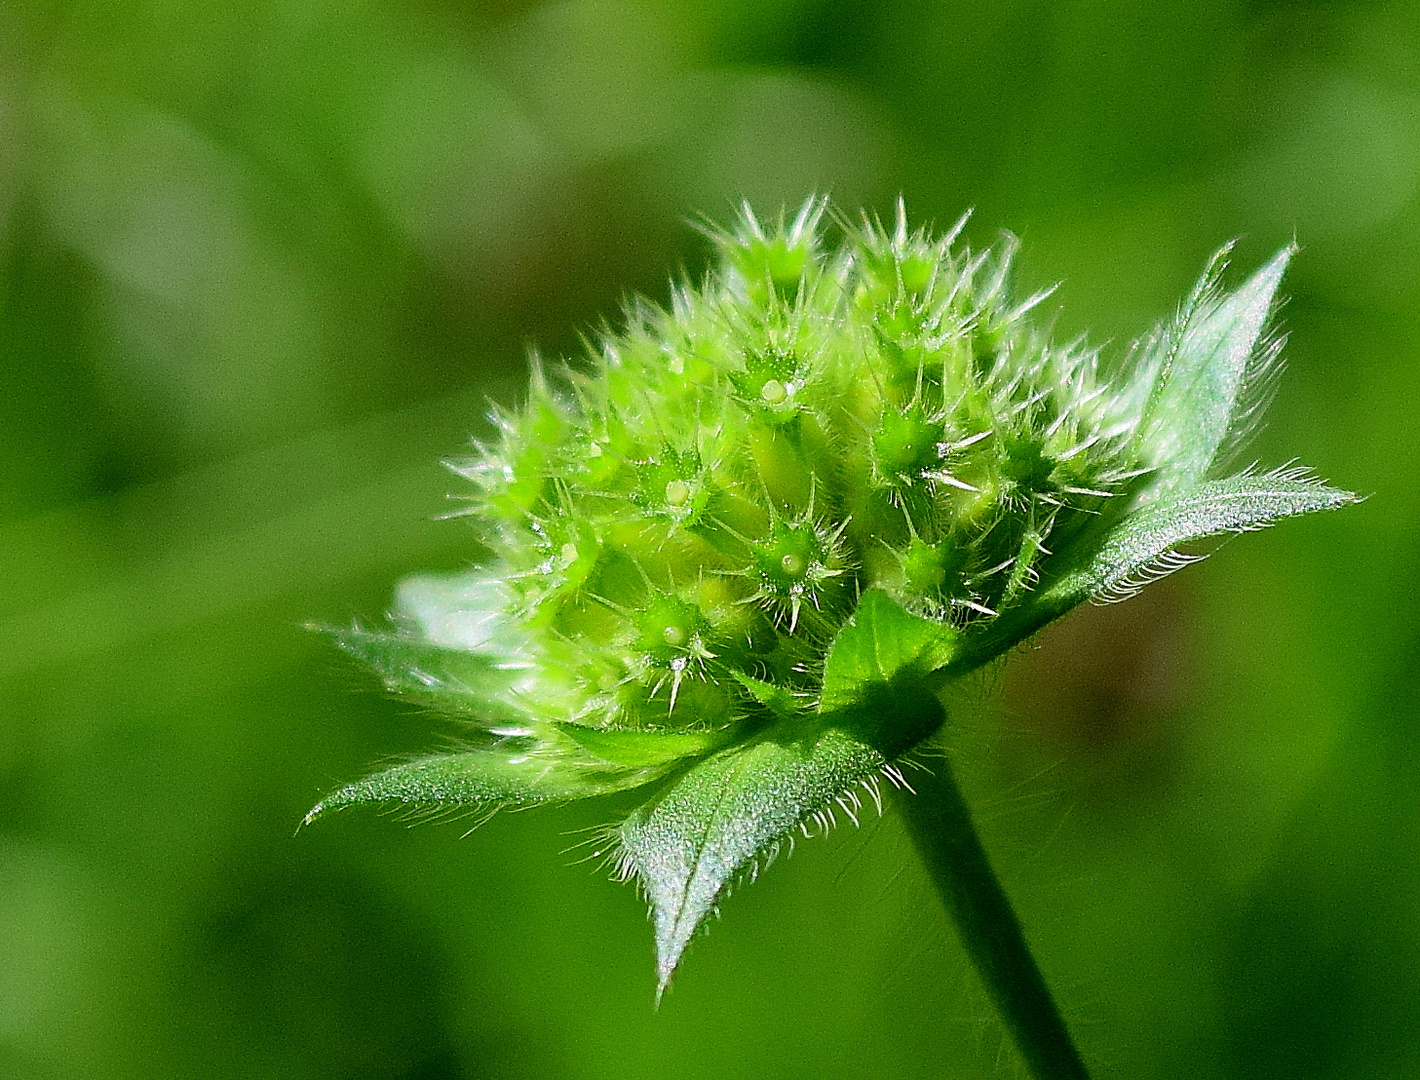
[893,751,1091,1080]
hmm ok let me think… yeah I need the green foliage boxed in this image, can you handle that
[818,590,959,714]
[1137,247,1294,493]
[1046,470,1358,608]
[308,201,1354,987]
[620,719,900,996]
[621,590,951,993]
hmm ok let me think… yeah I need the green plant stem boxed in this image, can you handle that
[893,751,1091,1080]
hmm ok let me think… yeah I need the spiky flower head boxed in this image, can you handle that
[307,199,1355,991]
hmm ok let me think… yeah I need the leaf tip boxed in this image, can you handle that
[654,962,676,1006]
[652,912,696,1000]
[1244,243,1295,311]
[298,800,327,832]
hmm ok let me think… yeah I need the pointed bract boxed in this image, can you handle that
[1046,471,1359,607]
[304,747,664,825]
[1137,246,1295,493]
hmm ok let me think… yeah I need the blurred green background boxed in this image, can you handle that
[0,1,1412,1077]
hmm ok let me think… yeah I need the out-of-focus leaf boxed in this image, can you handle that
[395,571,517,652]
[1139,245,1293,490]
[323,626,526,723]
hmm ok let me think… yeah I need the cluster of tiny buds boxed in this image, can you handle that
[449,199,1143,734]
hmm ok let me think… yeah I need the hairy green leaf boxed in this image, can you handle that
[1140,245,1293,491]
[731,670,802,717]
[1046,471,1359,606]
[305,747,662,825]
[621,685,948,995]
[619,592,954,994]
[820,589,959,711]
[618,719,889,996]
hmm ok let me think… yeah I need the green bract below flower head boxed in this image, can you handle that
[306,199,1357,992]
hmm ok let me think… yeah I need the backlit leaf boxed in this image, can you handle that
[324,626,525,724]
[1139,246,1293,491]
[1046,471,1359,606]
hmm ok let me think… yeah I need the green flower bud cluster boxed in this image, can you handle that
[308,198,1355,991]
[446,202,1132,729]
